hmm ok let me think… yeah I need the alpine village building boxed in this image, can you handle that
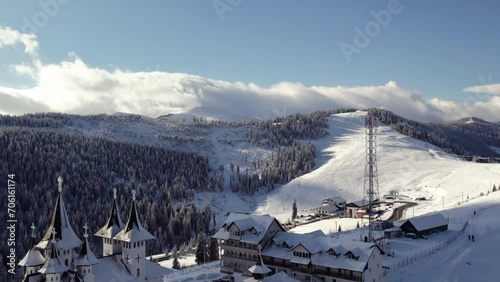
[214,213,386,282]
[18,177,172,282]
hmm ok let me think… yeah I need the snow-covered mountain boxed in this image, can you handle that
[245,111,499,222]
[158,107,253,122]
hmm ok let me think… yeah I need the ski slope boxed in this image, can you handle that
[387,190,500,282]
[253,111,500,222]
[162,111,500,281]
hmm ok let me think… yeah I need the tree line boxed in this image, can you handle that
[368,108,500,158]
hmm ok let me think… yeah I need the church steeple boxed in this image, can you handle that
[114,189,154,282]
[95,188,125,256]
[248,246,271,280]
[38,228,68,279]
[114,189,154,242]
[36,177,82,250]
[75,223,99,281]
[19,223,45,276]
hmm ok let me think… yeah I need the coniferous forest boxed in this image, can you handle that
[368,108,500,159]
[1,108,497,281]
[0,109,356,281]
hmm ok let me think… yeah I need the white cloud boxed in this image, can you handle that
[0,26,499,122]
[463,83,500,96]
[0,26,38,56]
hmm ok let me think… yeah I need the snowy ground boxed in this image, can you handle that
[253,111,500,223]
[387,191,500,282]
[159,255,198,270]
[159,111,500,281]
[162,191,500,282]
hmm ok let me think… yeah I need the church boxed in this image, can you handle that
[19,177,172,282]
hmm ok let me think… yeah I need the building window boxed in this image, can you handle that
[137,268,140,277]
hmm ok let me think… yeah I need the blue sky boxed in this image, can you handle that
[0,0,499,120]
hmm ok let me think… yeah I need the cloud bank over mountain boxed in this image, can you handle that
[1,26,498,122]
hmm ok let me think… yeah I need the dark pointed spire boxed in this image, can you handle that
[248,245,271,276]
[37,177,82,250]
[114,190,154,242]
[75,223,99,266]
[38,228,68,274]
[19,223,45,267]
[95,188,125,238]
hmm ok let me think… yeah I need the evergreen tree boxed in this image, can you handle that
[338,225,342,232]
[208,238,219,261]
[493,184,497,192]
[292,199,298,220]
[195,233,208,264]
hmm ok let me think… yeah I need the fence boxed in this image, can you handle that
[387,220,468,271]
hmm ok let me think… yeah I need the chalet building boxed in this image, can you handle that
[19,177,172,282]
[213,213,386,282]
[345,200,370,218]
[399,213,448,237]
[309,204,338,217]
[213,213,286,276]
[310,196,347,216]
[323,196,346,207]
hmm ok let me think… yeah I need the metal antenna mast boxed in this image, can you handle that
[363,116,380,242]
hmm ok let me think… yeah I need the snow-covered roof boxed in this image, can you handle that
[38,242,68,274]
[289,256,311,265]
[144,259,175,279]
[262,231,377,272]
[36,190,83,250]
[113,198,154,242]
[270,230,324,249]
[248,256,271,274]
[405,213,448,231]
[74,236,99,266]
[213,213,283,244]
[264,271,300,282]
[91,255,137,281]
[324,196,346,204]
[311,238,376,272]
[18,238,45,267]
[346,199,369,207]
[95,197,124,239]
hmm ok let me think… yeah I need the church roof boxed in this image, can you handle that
[95,190,125,239]
[248,255,271,275]
[18,237,45,267]
[38,231,69,275]
[75,226,99,266]
[36,177,82,250]
[113,190,154,242]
